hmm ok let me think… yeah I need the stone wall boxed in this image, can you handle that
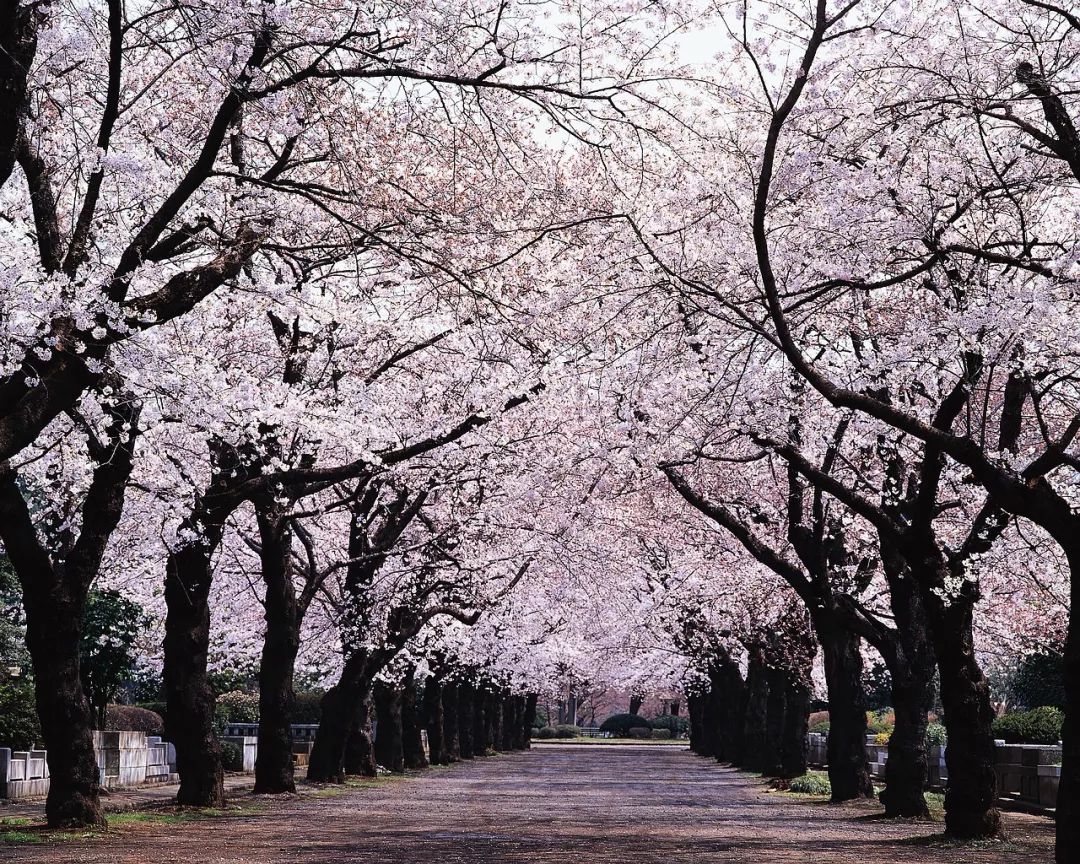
[805,735,1059,812]
[0,732,177,800]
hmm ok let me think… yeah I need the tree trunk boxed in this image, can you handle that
[1058,544,1080,863]
[373,682,404,773]
[741,647,770,773]
[253,510,298,794]
[472,685,488,757]
[815,619,873,801]
[308,653,369,783]
[717,658,746,765]
[922,585,1000,837]
[762,665,787,777]
[23,589,104,827]
[780,679,810,779]
[443,684,461,760]
[163,536,224,807]
[522,694,537,750]
[877,570,935,819]
[344,690,377,777]
[402,673,428,770]
[457,683,474,759]
[629,694,643,715]
[424,679,446,764]
[688,693,705,755]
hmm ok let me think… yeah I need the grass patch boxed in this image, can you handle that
[531,738,686,746]
[787,771,832,796]
[924,792,945,821]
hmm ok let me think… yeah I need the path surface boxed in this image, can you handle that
[3,744,1053,863]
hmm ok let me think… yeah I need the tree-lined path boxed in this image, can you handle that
[7,746,1052,863]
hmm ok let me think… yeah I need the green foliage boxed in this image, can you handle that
[872,732,890,746]
[0,555,29,678]
[862,660,893,712]
[865,710,895,736]
[535,726,558,739]
[554,724,581,738]
[206,665,259,698]
[650,728,672,740]
[789,771,831,795]
[627,725,652,739]
[1008,650,1065,711]
[80,590,145,725]
[219,740,244,771]
[105,705,164,734]
[0,677,41,750]
[292,690,324,724]
[599,713,652,736]
[214,690,260,731]
[136,701,168,727]
[924,723,948,747]
[649,714,689,737]
[992,706,1064,744]
[808,720,830,734]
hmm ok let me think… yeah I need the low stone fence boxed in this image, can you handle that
[221,723,320,770]
[0,731,177,800]
[806,734,1059,811]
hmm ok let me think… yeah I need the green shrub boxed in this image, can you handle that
[535,726,558,739]
[136,701,169,726]
[649,714,689,737]
[214,690,259,731]
[808,720,830,735]
[627,725,652,739]
[105,704,164,734]
[0,678,41,751]
[220,740,244,771]
[292,690,324,724]
[992,706,1063,744]
[599,713,653,737]
[650,728,672,740]
[554,724,581,739]
[789,771,831,795]
[924,723,947,746]
[873,732,890,746]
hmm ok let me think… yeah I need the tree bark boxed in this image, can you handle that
[343,691,377,777]
[629,694,644,715]
[815,619,873,801]
[472,685,489,757]
[24,588,103,827]
[401,673,428,770]
[308,652,370,782]
[522,694,537,750]
[457,683,475,759]
[688,693,705,755]
[424,678,446,764]
[780,679,810,779]
[741,647,770,773]
[373,682,404,773]
[762,665,787,777]
[253,509,298,794]
[1058,544,1080,863]
[163,537,224,806]
[877,563,935,819]
[443,683,461,760]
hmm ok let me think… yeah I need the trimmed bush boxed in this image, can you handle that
[220,740,244,771]
[627,726,652,739]
[106,704,164,734]
[214,690,259,731]
[599,713,652,737]
[992,706,1064,744]
[136,701,168,726]
[789,771,831,795]
[536,726,558,739]
[650,728,672,740]
[924,723,947,746]
[0,678,41,751]
[649,714,689,738]
[554,724,581,739]
[808,720,830,735]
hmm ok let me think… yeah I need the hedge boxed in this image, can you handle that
[992,706,1063,744]
[598,713,652,737]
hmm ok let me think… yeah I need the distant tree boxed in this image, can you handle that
[80,590,145,729]
[1009,650,1066,711]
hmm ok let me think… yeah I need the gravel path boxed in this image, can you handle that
[3,744,1053,862]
